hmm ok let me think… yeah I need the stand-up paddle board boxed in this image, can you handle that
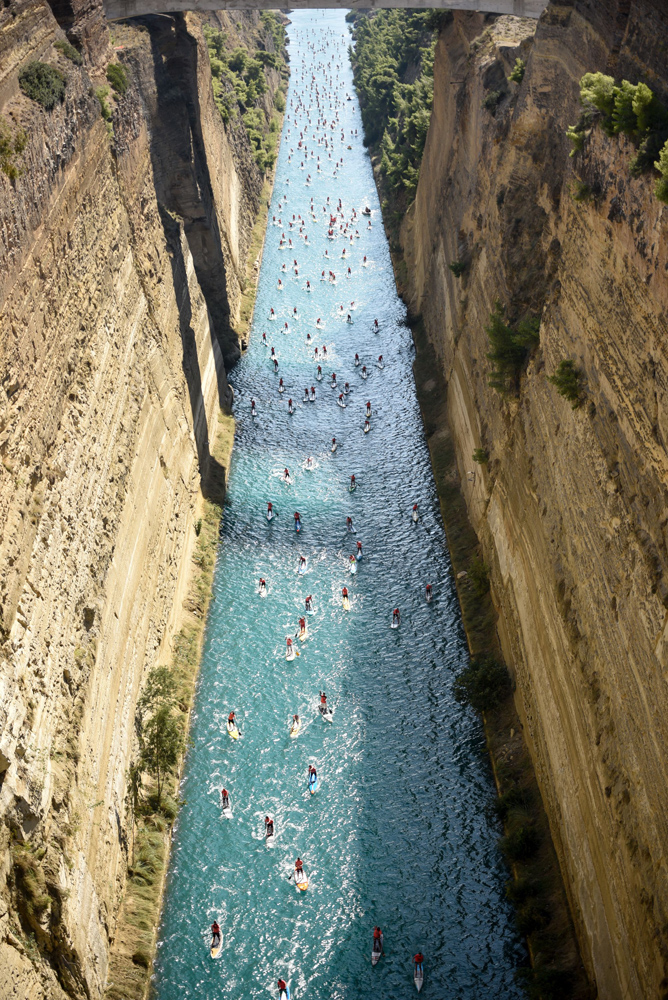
[210,933,222,959]
[295,871,309,891]
[414,966,424,992]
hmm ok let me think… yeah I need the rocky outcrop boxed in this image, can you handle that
[402,4,668,998]
[0,2,281,996]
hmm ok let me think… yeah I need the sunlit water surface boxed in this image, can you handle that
[152,10,524,999]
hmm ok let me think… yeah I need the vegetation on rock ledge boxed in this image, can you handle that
[19,61,66,110]
[54,40,82,66]
[548,359,584,408]
[485,302,540,395]
[350,11,445,232]
[204,13,288,174]
[567,71,668,204]
[0,115,28,180]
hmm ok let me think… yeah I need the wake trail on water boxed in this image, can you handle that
[152,10,524,1000]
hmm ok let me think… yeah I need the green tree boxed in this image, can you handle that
[485,302,539,394]
[139,705,183,804]
[137,665,178,722]
[351,11,436,205]
[655,139,668,203]
[547,359,583,407]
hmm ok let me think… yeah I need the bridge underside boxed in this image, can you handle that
[104,0,545,23]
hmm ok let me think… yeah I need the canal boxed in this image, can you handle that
[152,9,524,999]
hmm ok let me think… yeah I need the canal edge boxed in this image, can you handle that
[408,315,594,1000]
[104,81,289,998]
[103,411,234,1000]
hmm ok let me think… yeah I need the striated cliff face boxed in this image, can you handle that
[402,3,668,998]
[0,2,281,997]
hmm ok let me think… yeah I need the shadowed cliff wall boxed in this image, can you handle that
[401,3,668,998]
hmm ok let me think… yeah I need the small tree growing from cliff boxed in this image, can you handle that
[567,72,668,191]
[486,302,540,395]
[508,58,525,85]
[137,666,178,723]
[454,657,511,714]
[139,705,183,806]
[0,116,27,181]
[547,359,584,408]
[656,140,668,203]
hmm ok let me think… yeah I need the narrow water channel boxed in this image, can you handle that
[152,10,524,998]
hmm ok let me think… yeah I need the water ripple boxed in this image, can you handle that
[153,10,524,999]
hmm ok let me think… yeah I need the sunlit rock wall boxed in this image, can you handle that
[0,1,276,995]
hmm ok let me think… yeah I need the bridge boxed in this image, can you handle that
[104,0,546,24]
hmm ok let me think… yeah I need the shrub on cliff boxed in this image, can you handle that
[0,115,27,181]
[106,62,128,96]
[54,40,82,65]
[19,61,66,110]
[482,89,503,115]
[454,657,511,713]
[501,822,541,862]
[485,302,540,394]
[508,58,525,85]
[547,359,584,408]
[94,86,112,122]
[568,72,668,198]
[656,139,668,204]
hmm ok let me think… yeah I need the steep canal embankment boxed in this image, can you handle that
[373,4,668,999]
[0,3,285,997]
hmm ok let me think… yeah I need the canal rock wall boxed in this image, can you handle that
[0,2,280,997]
[401,3,668,999]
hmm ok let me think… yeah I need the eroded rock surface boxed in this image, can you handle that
[0,1,281,995]
[402,4,668,998]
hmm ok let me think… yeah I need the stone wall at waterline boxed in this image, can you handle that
[401,4,668,998]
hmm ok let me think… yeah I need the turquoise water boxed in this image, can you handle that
[152,10,524,999]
